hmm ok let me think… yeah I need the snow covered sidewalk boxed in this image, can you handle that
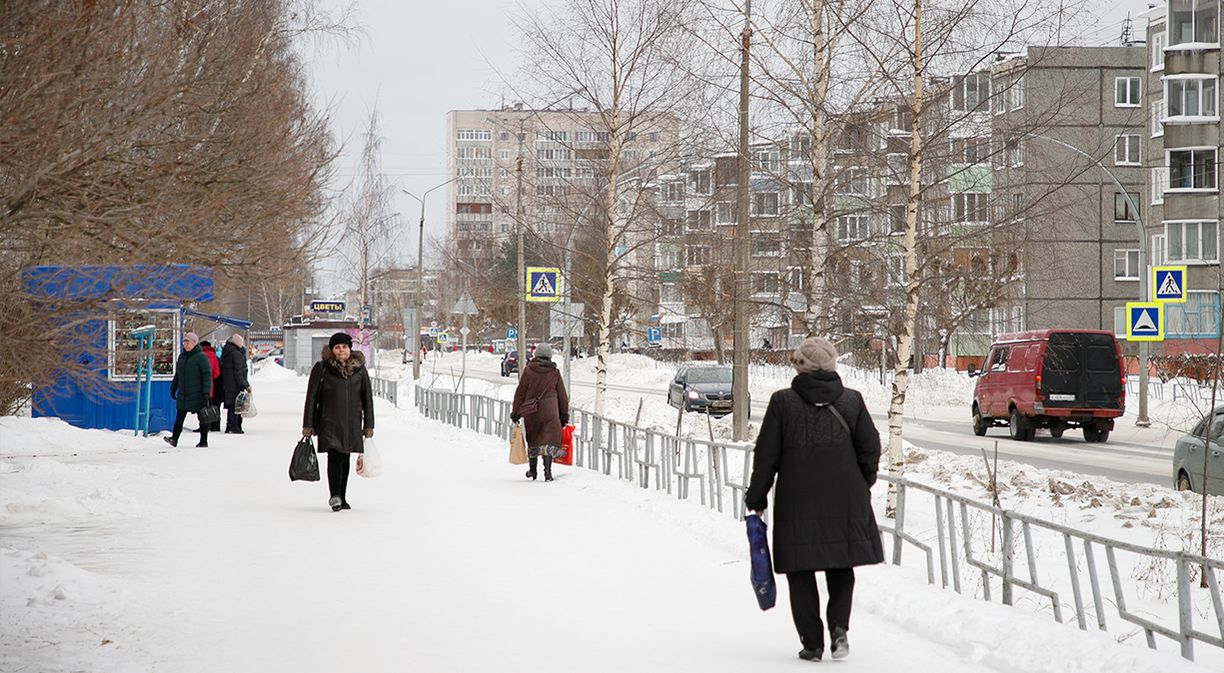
[0,368,1215,672]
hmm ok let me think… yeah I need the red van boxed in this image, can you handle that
[968,329,1126,443]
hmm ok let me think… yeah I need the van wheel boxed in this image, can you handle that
[972,407,988,436]
[1009,409,1033,441]
[1049,424,1065,439]
[1083,426,1109,443]
[1177,471,1194,492]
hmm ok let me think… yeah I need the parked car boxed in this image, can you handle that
[1173,407,1224,495]
[968,329,1125,443]
[500,350,518,377]
[667,365,744,416]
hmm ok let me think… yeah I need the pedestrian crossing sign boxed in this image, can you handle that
[1151,265,1187,303]
[526,267,561,303]
[1125,302,1164,342]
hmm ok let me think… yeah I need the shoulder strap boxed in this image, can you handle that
[811,391,851,436]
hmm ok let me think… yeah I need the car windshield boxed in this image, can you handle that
[686,367,732,384]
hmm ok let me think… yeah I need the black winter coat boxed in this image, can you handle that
[170,345,212,412]
[220,342,249,406]
[302,347,374,454]
[744,371,884,572]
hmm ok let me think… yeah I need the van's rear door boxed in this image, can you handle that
[1041,332,1123,410]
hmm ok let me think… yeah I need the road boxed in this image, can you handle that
[416,353,1175,489]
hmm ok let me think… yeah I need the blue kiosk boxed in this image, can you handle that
[23,264,250,435]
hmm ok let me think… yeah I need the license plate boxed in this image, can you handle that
[711,401,732,408]
[1049,394,1075,402]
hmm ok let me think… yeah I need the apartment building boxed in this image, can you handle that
[1144,3,1223,355]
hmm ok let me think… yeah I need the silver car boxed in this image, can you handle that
[1173,407,1224,495]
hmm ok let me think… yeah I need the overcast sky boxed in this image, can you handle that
[306,0,1156,291]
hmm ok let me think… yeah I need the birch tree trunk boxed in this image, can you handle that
[593,117,622,418]
[886,0,924,518]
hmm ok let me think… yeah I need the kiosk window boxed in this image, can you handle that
[109,309,178,380]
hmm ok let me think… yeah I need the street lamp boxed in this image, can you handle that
[403,177,458,381]
[1021,133,1150,426]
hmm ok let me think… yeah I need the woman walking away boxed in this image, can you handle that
[744,336,883,662]
[221,334,250,433]
[510,343,569,482]
[165,332,212,448]
[302,332,374,511]
[200,340,222,432]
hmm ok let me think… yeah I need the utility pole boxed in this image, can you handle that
[403,184,453,381]
[732,0,752,441]
[516,125,527,366]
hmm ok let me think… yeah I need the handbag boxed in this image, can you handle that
[289,436,320,482]
[746,514,777,611]
[197,405,221,425]
[356,438,383,478]
[509,424,528,465]
[517,392,545,418]
[555,423,575,466]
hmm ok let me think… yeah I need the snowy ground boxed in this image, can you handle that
[2,365,1221,671]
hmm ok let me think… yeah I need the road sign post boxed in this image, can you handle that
[452,292,479,396]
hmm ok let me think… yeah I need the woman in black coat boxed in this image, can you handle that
[302,332,374,512]
[220,334,250,433]
[744,336,883,662]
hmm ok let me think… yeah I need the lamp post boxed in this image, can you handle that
[403,178,458,381]
[1022,133,1149,426]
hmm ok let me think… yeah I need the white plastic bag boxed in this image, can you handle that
[236,389,258,418]
[356,438,383,478]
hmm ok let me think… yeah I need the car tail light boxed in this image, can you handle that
[1034,374,1041,393]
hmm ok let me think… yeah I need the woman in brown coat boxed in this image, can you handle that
[511,343,569,482]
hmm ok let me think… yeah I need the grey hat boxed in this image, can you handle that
[790,336,837,373]
[183,332,199,344]
[533,343,553,360]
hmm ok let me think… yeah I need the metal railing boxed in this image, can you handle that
[410,384,1224,661]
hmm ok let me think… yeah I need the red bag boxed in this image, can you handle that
[556,424,575,466]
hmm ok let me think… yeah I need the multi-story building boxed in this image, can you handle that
[1144,4,1223,354]
[367,267,440,346]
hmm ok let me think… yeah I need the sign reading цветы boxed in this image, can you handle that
[310,300,345,313]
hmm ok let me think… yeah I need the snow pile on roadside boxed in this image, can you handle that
[0,416,150,458]
[250,362,298,382]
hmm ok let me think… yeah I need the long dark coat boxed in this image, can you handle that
[170,345,212,412]
[302,346,374,454]
[220,342,249,406]
[511,358,569,448]
[744,371,884,572]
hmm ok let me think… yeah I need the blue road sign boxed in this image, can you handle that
[505,327,518,340]
[1152,265,1187,303]
[1125,302,1163,342]
[526,266,561,303]
[646,327,662,343]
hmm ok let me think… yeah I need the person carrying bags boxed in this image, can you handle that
[302,332,374,511]
[510,343,569,482]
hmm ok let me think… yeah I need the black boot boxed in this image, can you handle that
[543,456,554,482]
[830,626,849,660]
[526,456,538,480]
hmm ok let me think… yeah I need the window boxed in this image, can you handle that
[1168,148,1217,190]
[1167,291,1221,338]
[687,209,711,230]
[1011,74,1025,110]
[1115,77,1141,107]
[1153,167,1168,204]
[1113,306,1128,337]
[1004,137,1024,167]
[951,137,989,164]
[686,244,711,266]
[889,205,907,233]
[752,273,781,295]
[1169,0,1219,47]
[456,146,492,160]
[661,217,683,237]
[1114,249,1140,279]
[109,309,178,380]
[953,193,990,222]
[1114,135,1141,165]
[537,148,570,160]
[885,255,905,286]
[1114,192,1140,222]
[752,149,780,173]
[716,202,736,224]
[836,215,870,241]
[1167,76,1218,118]
[535,130,569,142]
[648,132,659,142]
[751,238,782,257]
[1167,220,1219,262]
[658,283,683,303]
[1152,31,1166,70]
[1152,233,1168,265]
[499,131,511,141]
[499,150,511,161]
[456,129,492,141]
[952,72,991,112]
[575,131,608,143]
[691,169,711,195]
[664,182,683,202]
[1153,99,1166,137]
[752,192,779,216]
[837,167,868,194]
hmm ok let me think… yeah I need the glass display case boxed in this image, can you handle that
[109,309,178,380]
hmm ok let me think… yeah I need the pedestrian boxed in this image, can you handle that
[221,334,250,433]
[510,343,569,482]
[302,332,374,512]
[165,332,212,448]
[744,336,883,662]
[199,340,222,432]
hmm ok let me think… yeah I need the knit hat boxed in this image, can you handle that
[184,332,199,344]
[533,343,553,360]
[790,336,838,373]
[329,332,353,349]
[227,333,244,347]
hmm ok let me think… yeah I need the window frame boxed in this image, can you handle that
[1165,219,1220,263]
[1114,134,1141,166]
[1113,248,1141,280]
[1152,30,1167,71]
[1168,0,1220,49]
[1114,191,1141,223]
[1165,74,1219,120]
[1115,77,1141,108]
[1167,147,1219,192]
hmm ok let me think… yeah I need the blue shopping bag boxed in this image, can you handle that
[746,514,776,611]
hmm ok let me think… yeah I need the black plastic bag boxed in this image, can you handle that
[289,436,320,482]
